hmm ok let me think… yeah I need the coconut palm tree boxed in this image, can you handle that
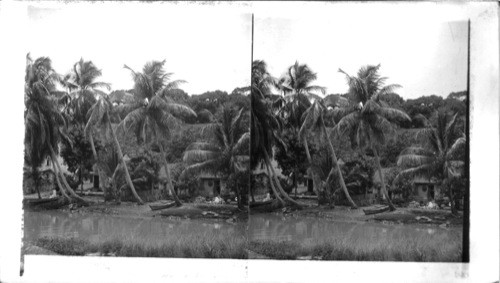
[181,106,249,208]
[61,59,111,194]
[85,94,144,204]
[119,60,195,206]
[396,111,465,213]
[61,59,111,124]
[251,60,301,208]
[279,61,328,205]
[335,64,411,211]
[299,100,358,208]
[277,61,325,129]
[24,54,88,204]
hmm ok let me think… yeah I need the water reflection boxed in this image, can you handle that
[248,214,462,244]
[24,211,462,248]
[24,211,246,245]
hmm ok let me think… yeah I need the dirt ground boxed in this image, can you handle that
[280,199,463,226]
[24,193,462,226]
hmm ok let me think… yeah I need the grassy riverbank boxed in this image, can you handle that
[27,233,247,259]
[27,231,461,262]
[248,234,462,262]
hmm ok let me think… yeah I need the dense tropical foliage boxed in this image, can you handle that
[250,60,467,214]
[23,54,250,208]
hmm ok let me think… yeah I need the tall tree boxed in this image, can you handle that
[396,111,465,214]
[251,60,301,207]
[181,106,249,208]
[85,94,144,204]
[60,58,110,125]
[62,59,111,194]
[24,54,88,204]
[279,61,328,205]
[119,60,195,206]
[335,64,411,211]
[300,100,358,208]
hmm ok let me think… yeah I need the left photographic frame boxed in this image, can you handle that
[21,1,252,270]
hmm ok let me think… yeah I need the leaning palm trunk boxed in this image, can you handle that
[49,145,88,204]
[302,137,324,205]
[32,168,41,199]
[372,146,396,211]
[263,150,302,207]
[88,132,109,199]
[51,161,70,201]
[157,139,182,206]
[107,116,144,205]
[265,160,285,206]
[321,117,357,208]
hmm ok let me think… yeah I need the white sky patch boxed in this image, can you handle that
[27,4,251,95]
[255,16,467,99]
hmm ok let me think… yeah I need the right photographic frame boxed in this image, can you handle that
[249,11,469,263]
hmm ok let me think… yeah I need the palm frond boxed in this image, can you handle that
[155,111,182,138]
[183,149,219,164]
[179,159,220,180]
[163,80,187,92]
[376,84,402,97]
[120,108,147,139]
[446,136,466,160]
[304,85,326,95]
[150,96,197,119]
[393,164,433,184]
[399,146,434,156]
[233,132,250,154]
[185,142,220,152]
[87,81,111,91]
[334,111,359,137]
[397,154,434,168]
[444,113,458,149]
[200,123,220,140]
[376,106,411,124]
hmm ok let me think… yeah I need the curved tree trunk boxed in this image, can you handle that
[32,168,41,199]
[79,163,84,193]
[107,117,144,205]
[51,161,70,201]
[302,137,323,205]
[321,117,357,208]
[265,159,285,206]
[157,140,182,206]
[88,132,109,199]
[324,167,336,207]
[372,146,396,211]
[111,164,123,203]
[49,145,88,204]
[250,181,256,203]
[263,150,302,208]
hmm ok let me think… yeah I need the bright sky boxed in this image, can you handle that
[255,15,468,99]
[27,3,251,95]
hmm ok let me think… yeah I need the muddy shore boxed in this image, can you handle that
[24,194,463,227]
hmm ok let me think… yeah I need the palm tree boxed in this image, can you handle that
[335,64,411,211]
[299,100,358,208]
[85,94,144,204]
[277,61,325,129]
[251,60,301,208]
[279,61,328,205]
[62,59,111,194]
[119,60,195,206]
[396,111,465,214]
[24,54,87,204]
[181,106,249,208]
[61,59,111,124]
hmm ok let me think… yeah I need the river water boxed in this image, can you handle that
[24,210,462,251]
[23,210,246,244]
[248,213,462,245]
